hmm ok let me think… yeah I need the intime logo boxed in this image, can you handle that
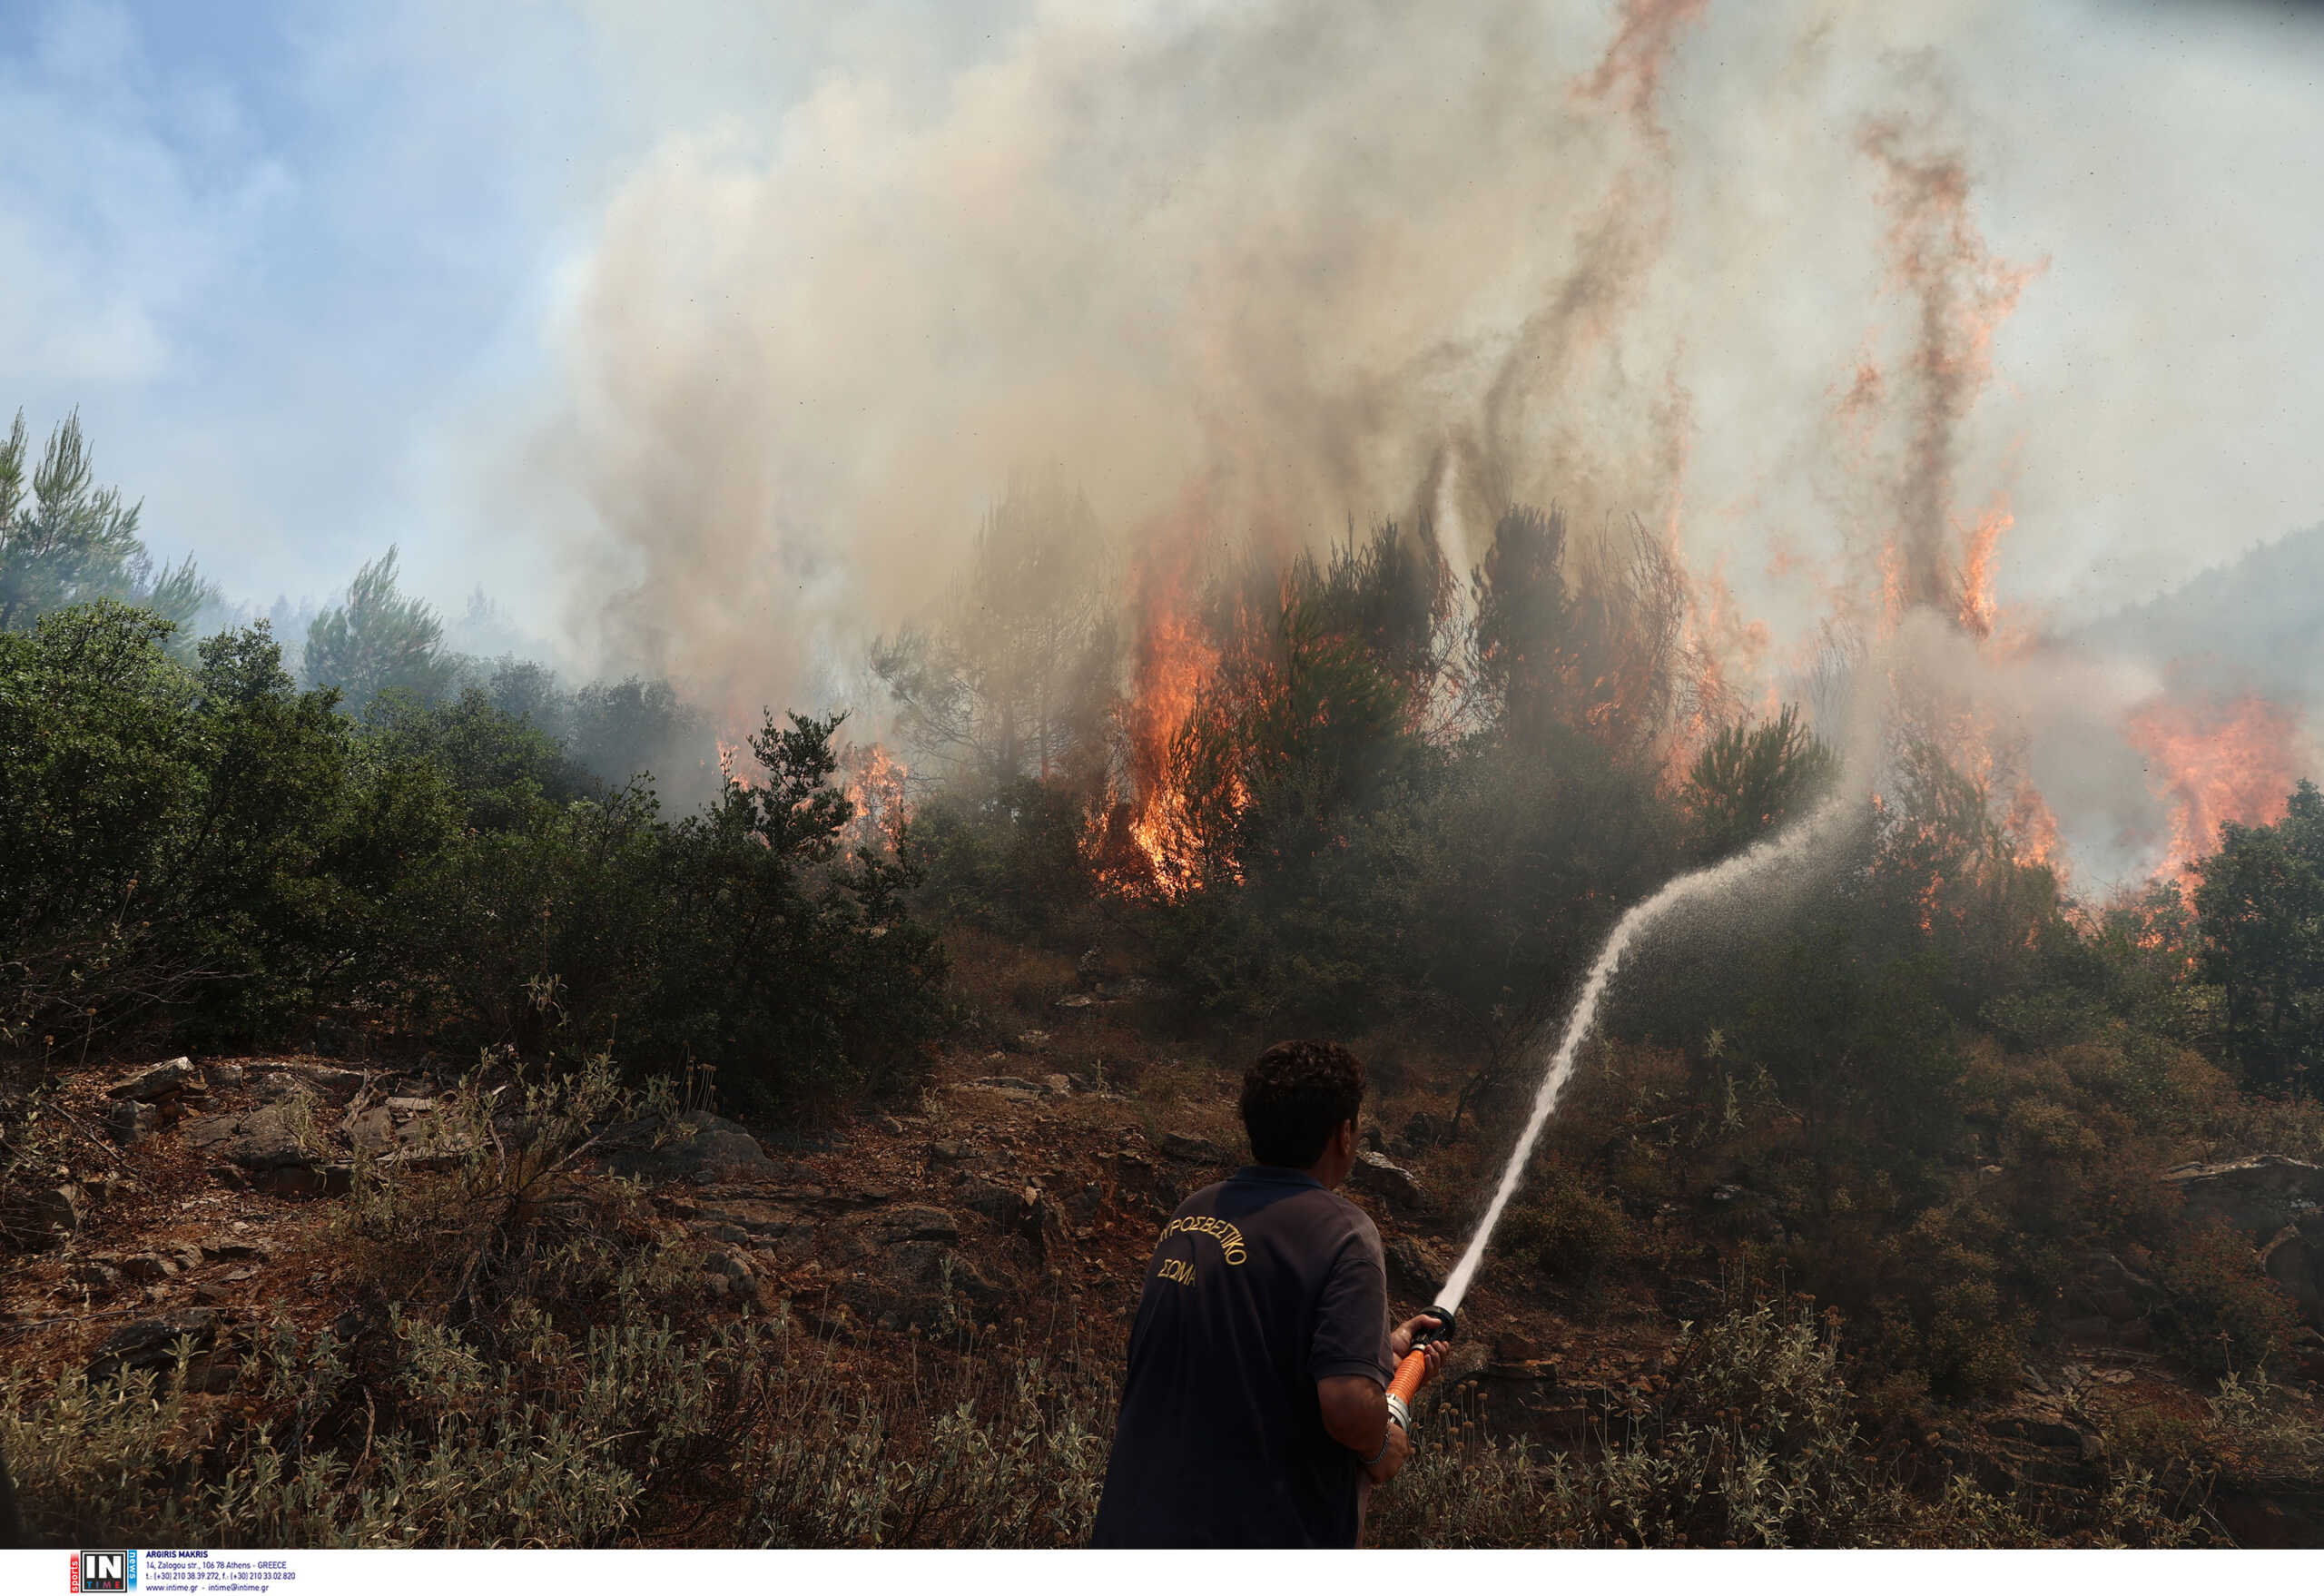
[72,1551,137,1592]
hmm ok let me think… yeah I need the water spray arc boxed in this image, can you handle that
[1383,788,1861,1411]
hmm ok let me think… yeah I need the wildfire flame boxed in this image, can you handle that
[1085,591,1223,899]
[2126,690,2301,881]
[842,742,911,850]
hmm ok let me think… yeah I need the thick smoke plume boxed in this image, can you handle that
[530,0,2319,886]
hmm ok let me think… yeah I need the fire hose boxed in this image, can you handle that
[1382,1302,1456,1436]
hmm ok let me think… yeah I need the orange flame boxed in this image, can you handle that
[1955,495,2011,640]
[842,742,911,850]
[2126,690,2300,880]
[1083,547,1227,898]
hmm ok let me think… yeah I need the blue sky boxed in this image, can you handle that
[4,0,2322,680]
[0,0,1019,642]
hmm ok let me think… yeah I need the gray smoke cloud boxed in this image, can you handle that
[520,0,2324,879]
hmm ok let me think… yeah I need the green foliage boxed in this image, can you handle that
[397,712,946,1111]
[911,775,1095,941]
[2192,780,2324,1096]
[0,409,219,644]
[303,547,458,715]
[1376,1302,1946,1548]
[1497,1171,1631,1285]
[1,603,945,1113]
[0,604,409,1053]
[1684,704,1838,860]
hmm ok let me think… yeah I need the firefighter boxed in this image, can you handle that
[1093,1039,1448,1547]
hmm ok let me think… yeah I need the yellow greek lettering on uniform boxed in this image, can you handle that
[1157,1257,1196,1286]
[1157,1215,1247,1266]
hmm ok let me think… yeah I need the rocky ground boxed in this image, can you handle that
[8,1026,2324,1546]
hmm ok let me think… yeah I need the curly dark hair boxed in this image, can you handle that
[1240,1039,1366,1169]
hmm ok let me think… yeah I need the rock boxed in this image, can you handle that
[385,1096,435,1114]
[1068,1181,1106,1226]
[107,1099,163,1144]
[1385,1236,1448,1297]
[5,1183,84,1250]
[1349,1150,1423,1207]
[69,1259,123,1291]
[832,1239,1004,1335]
[181,1113,242,1150]
[703,1248,753,1281]
[257,1073,319,1106]
[1068,1072,1108,1094]
[1361,1125,1387,1153]
[1077,948,1105,988]
[959,1178,1027,1226]
[597,1110,775,1186]
[87,1309,222,1383]
[2262,1216,2324,1332]
[1043,1074,1073,1097]
[212,1105,324,1174]
[295,1066,366,1102]
[1161,1131,1233,1164]
[870,1205,961,1244]
[344,1103,397,1154]
[211,1063,246,1088]
[1053,993,1106,1010]
[973,1077,1047,1103]
[1399,1111,1444,1152]
[928,1140,978,1165]
[2162,1155,2324,1239]
[1010,1030,1051,1053]
[108,1057,198,1101]
[1493,1332,1544,1364]
[879,1115,906,1136]
[120,1253,176,1283]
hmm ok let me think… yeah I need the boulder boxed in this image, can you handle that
[4,1182,84,1250]
[1350,1150,1423,1207]
[1043,1074,1074,1097]
[597,1110,775,1186]
[210,1105,324,1174]
[107,1099,164,1144]
[1161,1131,1233,1165]
[1010,1030,1052,1053]
[87,1309,225,1383]
[2162,1155,2324,1239]
[108,1057,198,1102]
[1385,1235,1448,1298]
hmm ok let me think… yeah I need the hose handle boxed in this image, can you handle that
[1384,1303,1456,1413]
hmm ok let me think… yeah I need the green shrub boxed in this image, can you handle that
[1497,1174,1630,1284]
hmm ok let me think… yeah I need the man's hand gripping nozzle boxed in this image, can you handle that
[1384,1304,1455,1433]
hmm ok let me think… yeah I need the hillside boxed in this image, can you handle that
[7,934,2324,1548]
[2070,521,2324,701]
